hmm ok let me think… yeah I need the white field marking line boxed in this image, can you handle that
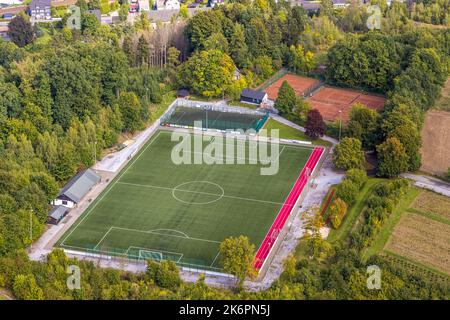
[110,226,222,244]
[126,246,184,263]
[210,251,220,267]
[62,243,222,270]
[272,145,285,164]
[116,181,285,206]
[179,150,261,163]
[94,227,113,250]
[60,131,163,247]
[147,228,189,238]
[139,250,163,261]
[209,112,222,128]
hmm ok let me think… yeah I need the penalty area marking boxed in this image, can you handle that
[93,226,222,252]
[126,246,184,263]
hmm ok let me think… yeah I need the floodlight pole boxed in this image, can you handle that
[338,110,342,141]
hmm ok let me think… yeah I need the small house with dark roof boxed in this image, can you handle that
[240,89,268,106]
[52,169,101,208]
[47,206,70,225]
[177,89,190,98]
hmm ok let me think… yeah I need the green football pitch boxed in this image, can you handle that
[58,130,312,271]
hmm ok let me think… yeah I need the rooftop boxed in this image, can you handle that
[58,169,101,203]
[241,88,267,101]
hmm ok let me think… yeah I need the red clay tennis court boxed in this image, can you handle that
[308,86,386,122]
[264,74,322,100]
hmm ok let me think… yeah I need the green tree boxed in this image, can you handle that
[219,235,256,289]
[136,35,149,67]
[179,50,236,98]
[204,32,229,54]
[376,137,409,178]
[146,260,181,290]
[333,137,365,170]
[275,81,297,115]
[117,92,143,132]
[320,0,335,19]
[335,179,359,205]
[347,104,380,150]
[82,12,101,35]
[12,274,44,300]
[229,23,250,69]
[288,45,316,73]
[253,55,274,80]
[119,4,129,22]
[345,168,367,189]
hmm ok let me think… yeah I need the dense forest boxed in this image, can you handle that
[0,0,449,299]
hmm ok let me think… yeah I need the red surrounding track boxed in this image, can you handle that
[253,147,324,270]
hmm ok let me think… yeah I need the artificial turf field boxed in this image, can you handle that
[162,106,268,131]
[58,130,312,271]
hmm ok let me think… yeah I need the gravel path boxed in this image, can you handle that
[401,173,450,197]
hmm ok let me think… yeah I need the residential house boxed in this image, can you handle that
[154,0,180,10]
[208,0,224,7]
[332,0,349,9]
[29,0,51,20]
[52,169,101,208]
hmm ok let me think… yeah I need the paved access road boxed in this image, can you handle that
[401,173,450,197]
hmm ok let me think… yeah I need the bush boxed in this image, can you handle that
[329,197,348,229]
[335,179,358,205]
[146,260,181,290]
[345,168,367,189]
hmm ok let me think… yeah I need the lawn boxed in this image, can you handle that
[262,118,332,147]
[57,130,314,271]
[149,91,177,123]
